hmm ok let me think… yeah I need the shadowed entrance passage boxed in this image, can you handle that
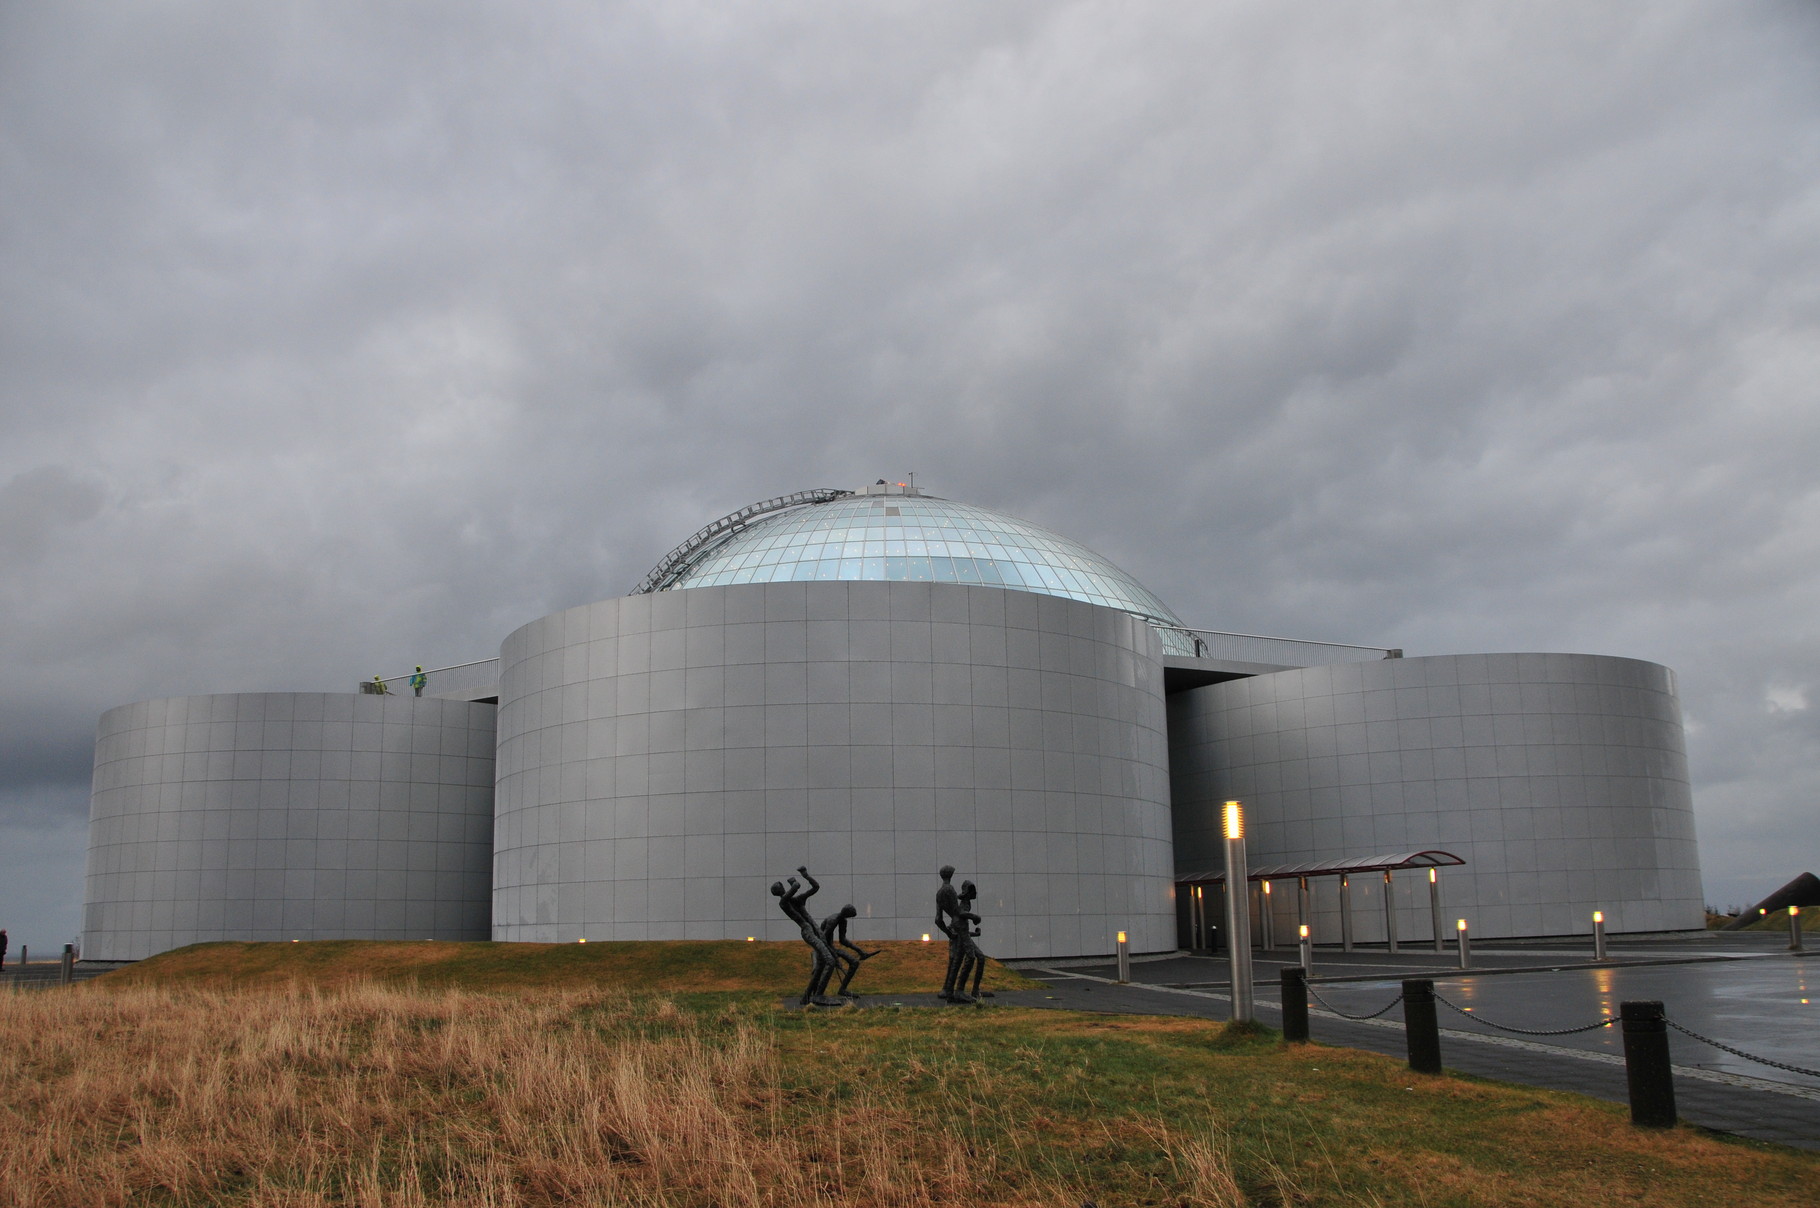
[1177,850,1466,954]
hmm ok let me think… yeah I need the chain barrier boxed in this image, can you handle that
[1663,1017,1820,1080]
[1433,992,1617,1036]
[1305,983,1405,1021]
[1302,982,1820,1083]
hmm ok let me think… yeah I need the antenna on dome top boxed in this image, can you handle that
[907,471,916,493]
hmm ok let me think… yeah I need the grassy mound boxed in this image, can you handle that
[96,938,1038,994]
[9,981,1818,1205]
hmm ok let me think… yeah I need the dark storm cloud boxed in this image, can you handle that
[2,1,1818,944]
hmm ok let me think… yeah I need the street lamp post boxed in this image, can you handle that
[1384,870,1399,954]
[1429,868,1445,953]
[1223,800,1254,1023]
[1260,880,1275,951]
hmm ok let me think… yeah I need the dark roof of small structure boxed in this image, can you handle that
[1175,850,1465,885]
[1723,871,1820,929]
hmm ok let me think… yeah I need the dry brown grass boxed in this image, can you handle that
[3,977,1816,1206]
[0,982,1083,1207]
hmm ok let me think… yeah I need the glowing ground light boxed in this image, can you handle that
[922,934,931,942]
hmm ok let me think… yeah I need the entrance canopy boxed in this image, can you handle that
[1175,850,1464,886]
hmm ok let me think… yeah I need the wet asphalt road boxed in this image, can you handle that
[993,937,1820,1150]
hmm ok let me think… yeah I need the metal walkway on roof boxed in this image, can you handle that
[630,488,854,595]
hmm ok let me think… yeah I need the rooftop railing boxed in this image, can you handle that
[1145,620,1399,667]
[361,658,501,700]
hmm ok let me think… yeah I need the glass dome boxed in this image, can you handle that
[651,488,1196,654]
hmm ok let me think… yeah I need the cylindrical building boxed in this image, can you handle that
[491,580,1176,957]
[1167,653,1703,940]
[77,483,1708,963]
[83,692,495,960]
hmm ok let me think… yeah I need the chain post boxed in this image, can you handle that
[1281,967,1310,1043]
[1620,1000,1676,1128]
[1403,979,1442,1074]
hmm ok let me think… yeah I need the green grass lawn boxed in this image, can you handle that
[768,1004,1820,1206]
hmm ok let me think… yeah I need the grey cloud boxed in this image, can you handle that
[0,466,103,564]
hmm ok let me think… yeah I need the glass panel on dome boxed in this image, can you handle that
[652,492,1196,654]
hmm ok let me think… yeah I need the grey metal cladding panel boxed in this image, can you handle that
[82,692,495,959]
[1166,653,1699,938]
[490,583,1171,956]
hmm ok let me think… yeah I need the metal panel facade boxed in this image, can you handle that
[491,581,1176,957]
[83,693,495,960]
[1168,653,1703,941]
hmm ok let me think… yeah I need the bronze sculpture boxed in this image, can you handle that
[815,902,879,998]
[771,867,847,1006]
[774,865,876,1005]
[935,864,981,1003]
[955,879,992,1000]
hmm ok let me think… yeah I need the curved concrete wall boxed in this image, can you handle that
[84,693,496,960]
[1168,653,1702,940]
[493,581,1175,957]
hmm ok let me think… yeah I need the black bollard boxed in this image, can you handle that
[59,944,74,986]
[1620,1000,1676,1128]
[1281,966,1310,1043]
[1403,979,1442,1074]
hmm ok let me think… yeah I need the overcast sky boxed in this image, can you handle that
[4,3,1817,951]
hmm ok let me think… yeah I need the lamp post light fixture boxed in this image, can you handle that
[1456,918,1471,969]
[1384,870,1400,954]
[1260,879,1275,951]
[1116,929,1131,983]
[1340,873,1354,952]
[1299,923,1313,974]
[1593,910,1607,962]
[1429,867,1445,954]
[1222,800,1254,1023]
[1791,905,1805,953]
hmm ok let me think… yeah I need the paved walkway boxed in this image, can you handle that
[996,943,1820,1151]
[0,961,111,990]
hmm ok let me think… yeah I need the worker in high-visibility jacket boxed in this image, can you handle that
[410,666,428,697]
[371,674,390,695]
